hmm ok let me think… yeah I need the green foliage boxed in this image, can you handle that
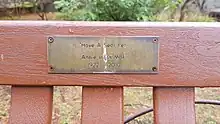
[54,0,179,21]
[161,0,183,12]
[22,2,36,8]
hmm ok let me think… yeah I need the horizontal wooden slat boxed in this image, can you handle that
[0,21,220,86]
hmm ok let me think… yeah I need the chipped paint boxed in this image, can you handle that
[69,28,74,33]
[103,37,108,71]
[1,54,3,61]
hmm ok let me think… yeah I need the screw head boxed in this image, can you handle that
[49,65,54,71]
[152,38,158,43]
[48,37,54,43]
[152,67,157,72]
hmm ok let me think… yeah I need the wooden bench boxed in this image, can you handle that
[0,21,220,124]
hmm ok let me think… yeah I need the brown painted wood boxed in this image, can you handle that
[9,86,53,124]
[153,87,195,124]
[0,21,220,86]
[81,87,123,124]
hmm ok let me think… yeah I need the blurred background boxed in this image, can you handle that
[0,0,220,123]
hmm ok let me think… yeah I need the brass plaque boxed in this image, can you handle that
[47,36,159,74]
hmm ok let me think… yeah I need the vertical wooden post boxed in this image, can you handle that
[153,87,195,124]
[81,87,123,124]
[9,86,53,124]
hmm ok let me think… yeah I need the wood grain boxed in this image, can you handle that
[9,86,53,124]
[81,87,123,124]
[0,21,220,86]
[153,87,195,124]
